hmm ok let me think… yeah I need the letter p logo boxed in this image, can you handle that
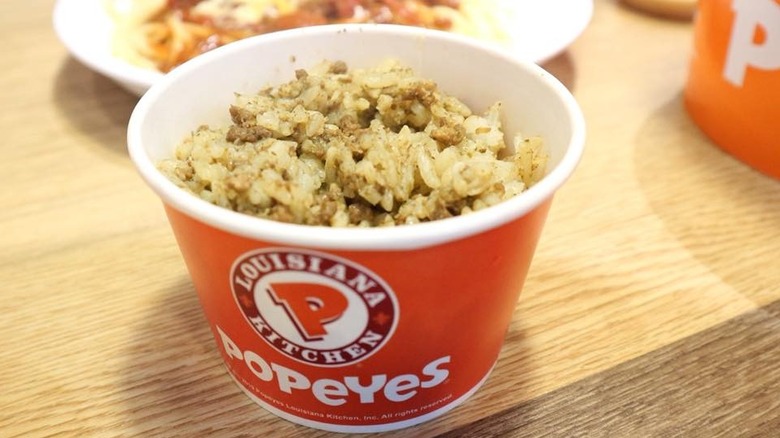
[266,283,349,342]
[724,0,780,87]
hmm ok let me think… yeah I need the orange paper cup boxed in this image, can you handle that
[685,0,780,178]
[128,25,585,433]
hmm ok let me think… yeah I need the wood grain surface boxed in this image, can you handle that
[441,299,780,437]
[1,1,779,437]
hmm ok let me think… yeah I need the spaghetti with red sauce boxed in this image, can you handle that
[125,0,466,72]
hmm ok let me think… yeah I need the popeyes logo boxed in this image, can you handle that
[724,0,780,87]
[230,249,398,367]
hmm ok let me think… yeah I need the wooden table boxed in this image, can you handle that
[2,1,779,436]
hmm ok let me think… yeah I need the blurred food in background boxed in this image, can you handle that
[107,0,515,72]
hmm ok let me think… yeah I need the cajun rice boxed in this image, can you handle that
[157,59,547,227]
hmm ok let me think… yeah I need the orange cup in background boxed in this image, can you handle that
[128,25,585,433]
[684,0,780,179]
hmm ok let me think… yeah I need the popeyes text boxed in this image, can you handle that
[217,326,452,407]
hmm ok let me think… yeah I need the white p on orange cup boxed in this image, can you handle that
[128,25,585,433]
[685,0,780,179]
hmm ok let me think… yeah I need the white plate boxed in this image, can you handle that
[53,0,593,96]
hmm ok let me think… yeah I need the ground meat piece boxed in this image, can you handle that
[226,125,273,143]
[314,197,338,224]
[401,80,437,106]
[329,60,348,74]
[229,105,257,126]
[312,185,342,224]
[348,201,375,224]
[431,124,466,146]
